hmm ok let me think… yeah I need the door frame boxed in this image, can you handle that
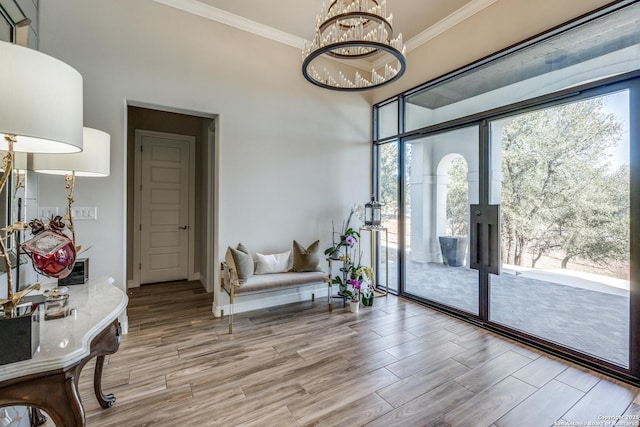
[132,129,196,287]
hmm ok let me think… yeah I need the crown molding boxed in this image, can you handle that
[405,0,498,52]
[154,0,497,72]
[152,0,306,49]
[371,0,497,70]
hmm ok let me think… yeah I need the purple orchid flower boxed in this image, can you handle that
[349,279,362,290]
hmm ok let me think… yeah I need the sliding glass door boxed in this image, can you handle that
[488,89,632,367]
[377,80,637,378]
[403,126,480,315]
[373,1,640,382]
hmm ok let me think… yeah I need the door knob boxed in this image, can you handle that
[178,225,189,230]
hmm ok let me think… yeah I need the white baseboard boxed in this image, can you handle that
[212,301,222,318]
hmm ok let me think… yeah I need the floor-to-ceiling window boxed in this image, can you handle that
[403,127,480,315]
[376,100,400,294]
[373,1,640,383]
[377,140,400,294]
[488,87,632,368]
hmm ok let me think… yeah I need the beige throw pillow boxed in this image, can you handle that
[228,243,254,284]
[292,240,322,272]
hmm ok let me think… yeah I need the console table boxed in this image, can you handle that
[0,277,128,426]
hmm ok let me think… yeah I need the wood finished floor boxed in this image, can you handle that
[44,281,640,426]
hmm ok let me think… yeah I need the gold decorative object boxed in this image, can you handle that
[65,171,80,252]
[0,136,15,300]
[0,282,41,315]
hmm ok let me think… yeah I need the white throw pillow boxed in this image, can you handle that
[255,251,291,274]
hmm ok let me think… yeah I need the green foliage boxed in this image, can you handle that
[446,157,468,236]
[331,262,372,302]
[499,96,628,268]
[324,205,362,258]
[323,227,359,258]
[378,142,399,217]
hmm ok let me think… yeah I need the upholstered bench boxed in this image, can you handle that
[221,241,328,333]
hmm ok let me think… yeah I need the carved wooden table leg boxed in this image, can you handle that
[0,279,127,427]
[71,319,121,409]
[93,355,116,408]
[90,320,121,408]
[0,368,85,427]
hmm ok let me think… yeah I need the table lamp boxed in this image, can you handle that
[31,127,111,249]
[0,40,83,357]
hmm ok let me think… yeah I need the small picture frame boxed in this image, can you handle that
[58,258,89,286]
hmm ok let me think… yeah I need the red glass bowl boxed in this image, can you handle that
[22,230,77,279]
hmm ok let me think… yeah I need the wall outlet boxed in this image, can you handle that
[70,207,97,221]
[39,207,59,220]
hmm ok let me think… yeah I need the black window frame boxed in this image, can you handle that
[373,0,640,385]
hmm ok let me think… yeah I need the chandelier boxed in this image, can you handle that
[302,0,406,91]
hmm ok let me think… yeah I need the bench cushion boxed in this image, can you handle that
[226,271,327,295]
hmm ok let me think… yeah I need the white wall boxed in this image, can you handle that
[37,0,371,321]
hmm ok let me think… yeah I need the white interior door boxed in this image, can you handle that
[138,132,192,284]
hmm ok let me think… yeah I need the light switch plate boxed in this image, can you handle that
[70,207,97,220]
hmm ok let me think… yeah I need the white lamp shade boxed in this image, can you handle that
[31,127,110,177]
[0,41,83,153]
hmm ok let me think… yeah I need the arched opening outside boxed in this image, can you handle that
[436,154,469,267]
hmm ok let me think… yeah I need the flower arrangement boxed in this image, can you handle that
[324,204,364,260]
[361,281,374,306]
[325,204,373,304]
[332,262,372,303]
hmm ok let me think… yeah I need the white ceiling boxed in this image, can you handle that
[152,0,497,52]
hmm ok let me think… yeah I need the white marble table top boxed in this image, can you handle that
[0,277,128,382]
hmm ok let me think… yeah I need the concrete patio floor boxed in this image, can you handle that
[387,260,630,367]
